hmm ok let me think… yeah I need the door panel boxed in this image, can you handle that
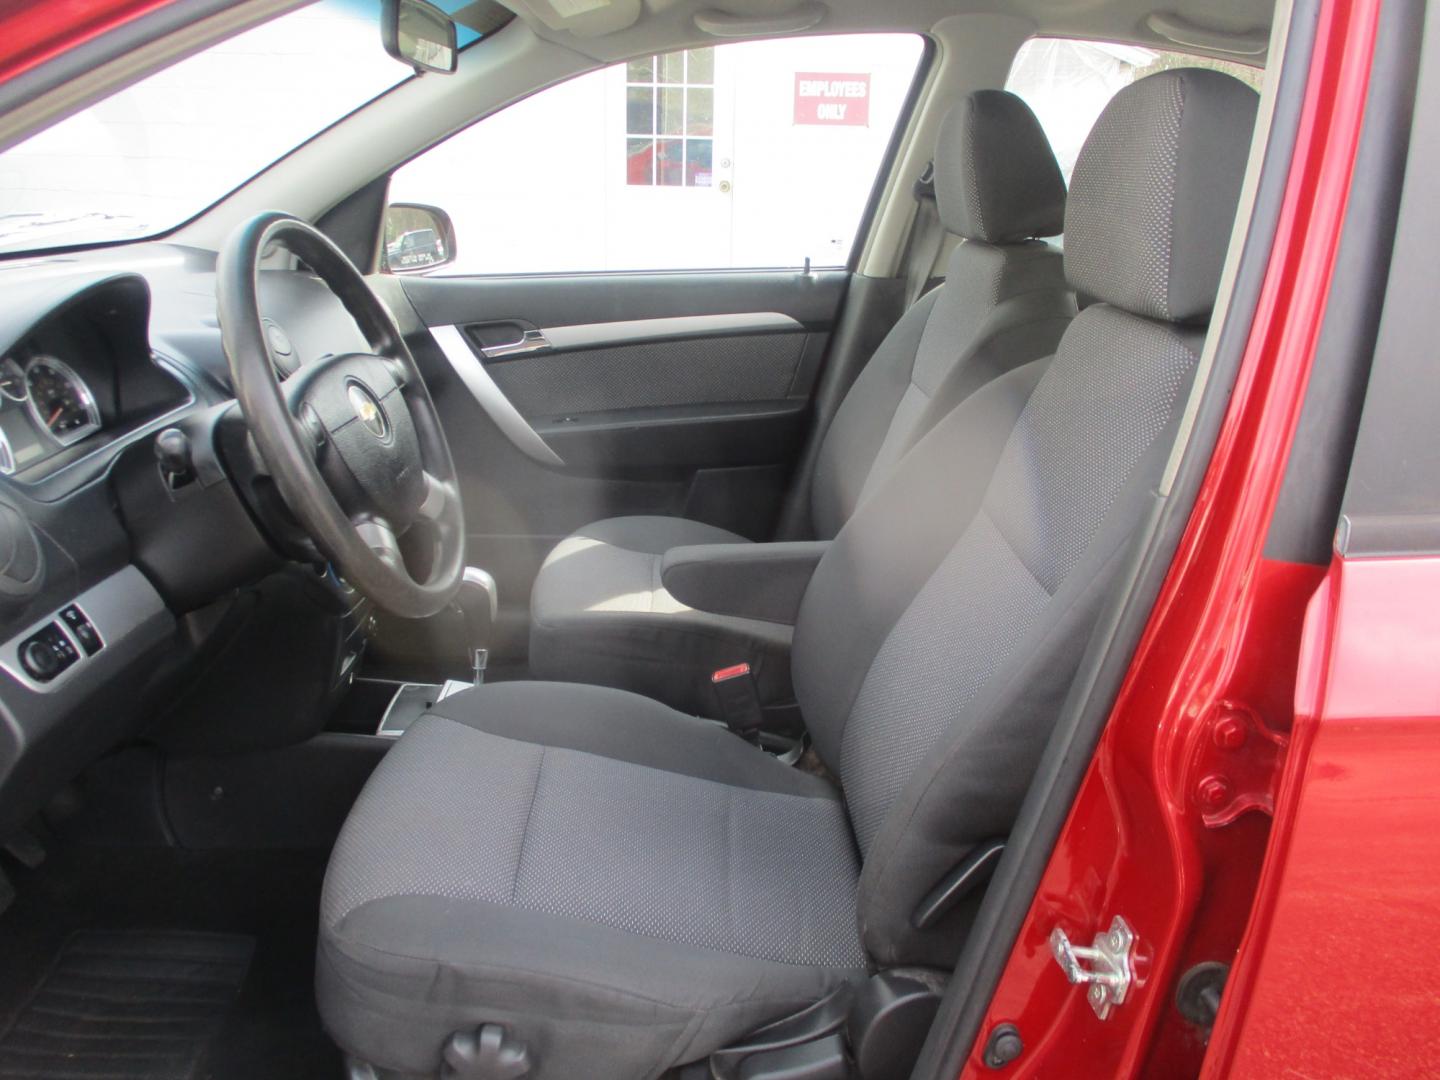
[396,269,849,656]
[487,320,807,419]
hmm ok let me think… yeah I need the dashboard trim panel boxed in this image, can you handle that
[0,566,165,693]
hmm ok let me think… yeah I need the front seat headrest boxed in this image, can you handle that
[933,89,1066,244]
[1064,68,1260,324]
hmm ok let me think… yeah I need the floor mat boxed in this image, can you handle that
[0,930,255,1079]
[0,829,339,1077]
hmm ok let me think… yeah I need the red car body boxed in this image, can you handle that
[0,0,177,86]
[960,1,1440,1075]
[0,1,1433,1077]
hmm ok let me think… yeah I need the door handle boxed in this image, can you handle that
[478,329,552,360]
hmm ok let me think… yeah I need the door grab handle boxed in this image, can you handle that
[479,329,552,360]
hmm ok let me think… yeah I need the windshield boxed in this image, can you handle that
[0,1,483,256]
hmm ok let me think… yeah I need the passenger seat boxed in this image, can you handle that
[529,90,1076,717]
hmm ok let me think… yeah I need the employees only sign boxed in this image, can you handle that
[793,72,871,126]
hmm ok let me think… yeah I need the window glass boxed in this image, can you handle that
[1005,39,1263,182]
[388,33,925,274]
[0,0,509,256]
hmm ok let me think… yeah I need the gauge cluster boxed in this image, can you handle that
[0,354,104,476]
[0,272,193,487]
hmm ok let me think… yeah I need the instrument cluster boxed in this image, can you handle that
[0,352,103,476]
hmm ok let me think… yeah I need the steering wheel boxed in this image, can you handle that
[217,211,465,619]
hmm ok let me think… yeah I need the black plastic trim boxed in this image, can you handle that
[1263,0,1423,564]
[535,400,808,474]
[318,174,392,274]
[1335,0,1440,558]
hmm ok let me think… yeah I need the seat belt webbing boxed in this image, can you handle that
[901,160,948,307]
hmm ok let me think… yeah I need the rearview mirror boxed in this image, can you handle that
[383,203,457,274]
[381,0,458,74]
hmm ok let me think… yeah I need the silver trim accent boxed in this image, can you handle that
[377,682,442,739]
[479,328,552,360]
[0,357,28,404]
[23,354,102,448]
[0,426,14,476]
[0,567,161,694]
[462,565,499,625]
[429,324,564,467]
[541,311,802,352]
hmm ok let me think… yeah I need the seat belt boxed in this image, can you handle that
[901,160,947,308]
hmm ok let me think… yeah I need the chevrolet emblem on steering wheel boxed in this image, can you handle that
[347,382,390,441]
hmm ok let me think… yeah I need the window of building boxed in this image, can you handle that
[625,48,715,187]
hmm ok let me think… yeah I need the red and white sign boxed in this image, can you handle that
[793,72,871,126]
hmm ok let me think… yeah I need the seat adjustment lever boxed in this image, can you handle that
[911,839,1005,930]
[441,1023,531,1079]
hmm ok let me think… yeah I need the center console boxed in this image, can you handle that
[371,566,498,739]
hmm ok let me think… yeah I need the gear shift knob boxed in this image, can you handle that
[435,568,500,699]
[455,567,498,678]
[459,567,498,623]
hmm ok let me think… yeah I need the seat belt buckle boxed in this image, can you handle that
[711,663,764,737]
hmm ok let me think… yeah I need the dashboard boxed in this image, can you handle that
[0,243,375,838]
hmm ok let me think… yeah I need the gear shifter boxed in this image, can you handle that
[437,567,498,700]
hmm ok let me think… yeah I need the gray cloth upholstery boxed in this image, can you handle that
[319,684,864,1079]
[1065,68,1259,323]
[528,90,1075,711]
[320,69,1258,1077]
[810,240,1075,537]
[815,314,1206,963]
[933,89,1067,242]
[529,516,796,716]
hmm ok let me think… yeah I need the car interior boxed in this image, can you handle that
[0,0,1284,1076]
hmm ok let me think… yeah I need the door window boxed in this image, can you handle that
[387,33,925,274]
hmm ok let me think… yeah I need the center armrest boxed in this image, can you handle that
[660,541,831,626]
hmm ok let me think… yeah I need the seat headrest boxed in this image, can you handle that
[933,89,1066,244]
[1064,68,1260,324]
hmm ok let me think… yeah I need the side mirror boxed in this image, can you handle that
[381,0,458,75]
[382,203,456,274]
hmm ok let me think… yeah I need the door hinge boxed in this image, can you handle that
[1049,916,1136,1020]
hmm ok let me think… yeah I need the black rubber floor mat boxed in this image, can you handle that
[0,929,255,1079]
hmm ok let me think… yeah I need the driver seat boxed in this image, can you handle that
[317,70,1258,1080]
